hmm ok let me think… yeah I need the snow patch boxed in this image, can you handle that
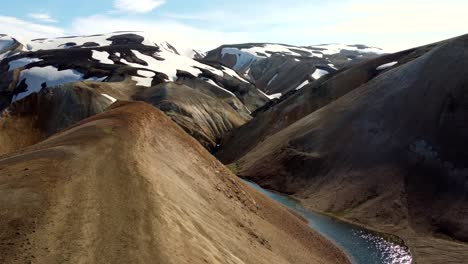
[267,93,282,99]
[137,70,155,77]
[13,66,84,102]
[311,69,329,80]
[204,78,236,97]
[122,49,227,82]
[101,93,117,103]
[376,61,398,71]
[8,57,43,71]
[28,35,109,51]
[181,48,203,58]
[131,76,152,87]
[222,48,258,70]
[311,52,324,58]
[0,36,15,52]
[92,50,114,64]
[221,44,334,71]
[243,44,299,57]
[26,32,156,51]
[221,66,250,83]
[244,68,251,79]
[86,76,108,82]
[309,44,384,55]
[257,89,282,100]
[0,36,17,61]
[295,80,309,90]
[131,70,156,87]
[159,41,178,54]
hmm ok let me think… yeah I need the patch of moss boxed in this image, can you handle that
[102,127,114,135]
[330,208,353,218]
[226,163,240,175]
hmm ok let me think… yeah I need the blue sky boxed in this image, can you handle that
[0,0,467,52]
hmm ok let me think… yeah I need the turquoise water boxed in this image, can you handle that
[244,180,412,264]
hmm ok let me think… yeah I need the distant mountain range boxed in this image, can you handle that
[0,32,375,151]
[204,43,383,96]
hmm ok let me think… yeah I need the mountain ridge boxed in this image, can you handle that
[203,42,383,95]
[0,100,350,264]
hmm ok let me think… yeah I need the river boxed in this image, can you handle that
[244,180,413,264]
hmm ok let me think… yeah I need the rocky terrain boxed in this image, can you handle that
[0,83,113,155]
[0,32,269,150]
[204,43,383,96]
[217,34,468,263]
[0,101,349,264]
[136,82,251,150]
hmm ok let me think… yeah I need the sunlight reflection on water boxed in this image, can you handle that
[354,230,412,264]
[243,180,413,264]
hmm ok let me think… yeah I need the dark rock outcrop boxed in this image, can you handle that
[137,82,251,151]
[0,83,112,155]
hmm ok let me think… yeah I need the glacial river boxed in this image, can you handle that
[244,180,413,264]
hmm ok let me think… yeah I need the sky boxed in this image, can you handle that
[0,0,467,52]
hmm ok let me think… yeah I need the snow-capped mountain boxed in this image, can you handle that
[204,43,384,95]
[0,32,268,110]
[0,32,272,151]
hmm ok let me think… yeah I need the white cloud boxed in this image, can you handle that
[28,13,57,23]
[159,0,468,52]
[312,0,467,52]
[0,16,65,42]
[320,0,468,46]
[70,15,250,51]
[1,0,467,54]
[114,0,165,13]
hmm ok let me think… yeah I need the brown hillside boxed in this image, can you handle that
[0,101,349,264]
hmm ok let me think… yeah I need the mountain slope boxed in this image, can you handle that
[227,34,468,263]
[0,101,349,264]
[0,32,269,150]
[216,42,435,164]
[0,32,267,111]
[204,43,383,95]
[0,83,113,156]
[137,82,251,150]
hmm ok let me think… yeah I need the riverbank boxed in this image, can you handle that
[292,198,468,264]
[243,180,412,264]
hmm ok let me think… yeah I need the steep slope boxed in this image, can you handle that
[204,43,383,95]
[0,101,349,264]
[0,32,269,150]
[138,82,250,150]
[0,82,113,156]
[216,41,436,164]
[231,34,468,263]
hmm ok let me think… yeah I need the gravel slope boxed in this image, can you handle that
[0,101,349,264]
